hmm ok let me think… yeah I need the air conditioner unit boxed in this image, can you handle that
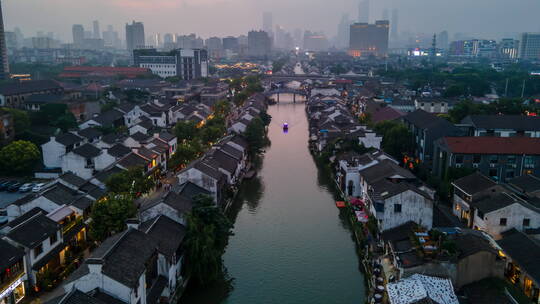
[455,164,463,168]
[490,163,497,168]
[472,163,479,168]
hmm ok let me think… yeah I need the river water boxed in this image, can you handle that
[182,94,366,304]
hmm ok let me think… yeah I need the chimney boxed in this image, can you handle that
[126,218,140,230]
[86,258,103,274]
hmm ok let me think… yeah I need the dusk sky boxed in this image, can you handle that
[4,0,540,41]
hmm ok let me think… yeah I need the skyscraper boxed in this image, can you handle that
[248,30,272,57]
[72,24,84,46]
[358,0,370,23]
[263,12,273,36]
[337,14,351,49]
[349,20,389,57]
[519,33,540,60]
[382,9,389,21]
[391,9,398,40]
[93,20,100,39]
[438,30,449,50]
[0,0,8,79]
[126,21,145,52]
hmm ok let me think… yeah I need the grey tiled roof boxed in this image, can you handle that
[78,127,102,140]
[7,213,59,248]
[73,143,102,158]
[144,215,186,260]
[60,172,87,188]
[462,115,540,131]
[452,172,496,196]
[107,144,131,158]
[56,133,84,146]
[497,229,540,284]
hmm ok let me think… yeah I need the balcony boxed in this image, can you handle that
[0,269,24,296]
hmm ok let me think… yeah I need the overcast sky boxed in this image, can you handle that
[4,0,540,41]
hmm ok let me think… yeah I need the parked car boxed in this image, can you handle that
[7,182,22,192]
[0,180,17,191]
[19,183,35,192]
[32,183,46,193]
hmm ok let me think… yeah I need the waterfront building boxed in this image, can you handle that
[460,115,540,138]
[126,21,145,52]
[519,32,540,61]
[349,20,389,57]
[133,48,208,79]
[359,159,434,231]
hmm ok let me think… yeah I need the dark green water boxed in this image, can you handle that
[182,96,366,304]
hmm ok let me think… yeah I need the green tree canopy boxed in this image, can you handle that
[244,117,266,155]
[0,140,41,175]
[374,121,414,160]
[1,108,30,137]
[174,120,199,142]
[184,194,233,285]
[105,167,154,196]
[89,194,137,242]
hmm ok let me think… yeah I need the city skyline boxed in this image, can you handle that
[3,0,540,42]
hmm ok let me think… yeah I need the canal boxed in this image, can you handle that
[182,94,366,304]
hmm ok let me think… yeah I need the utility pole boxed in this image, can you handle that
[504,78,509,97]
[521,79,526,98]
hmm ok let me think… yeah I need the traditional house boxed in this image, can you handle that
[497,229,540,303]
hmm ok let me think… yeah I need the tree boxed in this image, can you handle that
[259,110,272,126]
[200,126,224,144]
[213,100,231,118]
[374,121,414,160]
[0,140,40,175]
[184,194,233,285]
[244,117,266,154]
[174,120,198,142]
[2,108,30,137]
[32,104,77,132]
[105,167,154,196]
[169,141,203,169]
[89,194,137,242]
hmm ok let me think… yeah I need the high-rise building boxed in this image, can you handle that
[126,21,145,52]
[390,9,398,40]
[358,0,370,23]
[382,9,389,21]
[303,31,329,51]
[438,30,449,50]
[0,0,8,79]
[223,36,239,51]
[133,48,208,79]
[205,37,222,58]
[499,38,519,60]
[72,24,84,46]
[337,14,351,49]
[518,33,540,61]
[248,30,272,57]
[263,12,273,36]
[93,20,100,39]
[349,20,389,57]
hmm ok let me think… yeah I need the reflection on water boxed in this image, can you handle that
[181,95,365,304]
